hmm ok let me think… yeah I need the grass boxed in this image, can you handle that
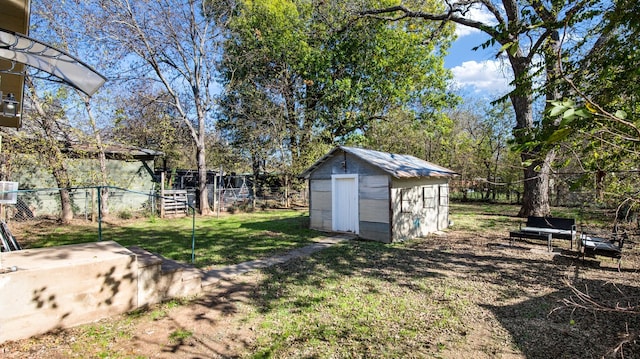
[249,240,483,358]
[14,209,322,268]
[168,329,193,344]
[4,202,638,358]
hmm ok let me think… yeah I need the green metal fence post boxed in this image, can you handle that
[97,186,102,241]
[191,206,196,263]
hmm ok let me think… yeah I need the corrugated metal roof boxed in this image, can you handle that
[63,142,164,161]
[300,146,459,179]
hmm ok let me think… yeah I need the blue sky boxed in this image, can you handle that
[443,19,514,97]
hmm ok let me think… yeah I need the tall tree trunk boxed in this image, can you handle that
[57,187,74,223]
[518,30,563,217]
[26,79,75,223]
[51,164,74,223]
[509,55,553,217]
[595,170,606,201]
[251,152,260,210]
[519,150,555,217]
[196,142,211,215]
[84,99,109,217]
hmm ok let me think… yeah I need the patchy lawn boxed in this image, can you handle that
[1,203,639,358]
[10,209,319,267]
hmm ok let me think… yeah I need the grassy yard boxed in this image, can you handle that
[2,202,639,358]
[12,209,321,268]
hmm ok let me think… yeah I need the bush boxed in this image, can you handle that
[117,210,133,220]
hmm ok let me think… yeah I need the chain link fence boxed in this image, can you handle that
[215,186,309,211]
[0,186,197,262]
[0,185,309,261]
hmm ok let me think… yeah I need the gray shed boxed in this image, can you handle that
[299,146,459,243]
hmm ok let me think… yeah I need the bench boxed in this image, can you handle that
[509,216,577,251]
[579,228,626,270]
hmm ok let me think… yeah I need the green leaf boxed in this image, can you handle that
[507,42,518,56]
[549,105,566,117]
[614,110,627,119]
[562,108,575,119]
[498,42,512,53]
[521,159,534,167]
[547,128,572,143]
[560,116,574,127]
[573,109,592,118]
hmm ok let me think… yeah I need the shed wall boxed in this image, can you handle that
[309,179,331,230]
[307,151,391,242]
[306,149,453,243]
[390,178,450,241]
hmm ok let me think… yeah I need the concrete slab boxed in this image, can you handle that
[0,241,138,343]
[0,234,352,343]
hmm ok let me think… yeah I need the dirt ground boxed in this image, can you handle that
[1,227,639,358]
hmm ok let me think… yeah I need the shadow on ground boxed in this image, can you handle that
[248,236,640,358]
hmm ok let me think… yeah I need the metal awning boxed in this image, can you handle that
[0,0,31,127]
[0,28,107,96]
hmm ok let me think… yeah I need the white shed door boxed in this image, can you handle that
[332,175,359,233]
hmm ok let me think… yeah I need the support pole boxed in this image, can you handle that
[97,186,102,241]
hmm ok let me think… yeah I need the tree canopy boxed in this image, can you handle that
[218,0,456,175]
[358,0,636,216]
[15,0,640,216]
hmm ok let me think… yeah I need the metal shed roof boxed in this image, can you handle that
[300,146,459,179]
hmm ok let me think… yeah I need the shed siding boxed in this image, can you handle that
[310,209,332,230]
[309,179,332,232]
[390,178,450,241]
[305,148,453,243]
[359,199,388,223]
[359,221,391,243]
[308,152,387,180]
[310,179,331,191]
[358,174,389,227]
[359,175,389,200]
[308,151,388,237]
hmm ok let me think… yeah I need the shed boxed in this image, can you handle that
[299,146,459,243]
[8,140,163,217]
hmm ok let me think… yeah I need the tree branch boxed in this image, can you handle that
[357,3,503,41]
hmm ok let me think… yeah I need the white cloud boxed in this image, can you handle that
[454,5,498,38]
[455,24,480,38]
[450,60,513,94]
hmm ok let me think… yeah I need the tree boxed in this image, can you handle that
[357,107,457,166]
[73,0,230,215]
[472,100,515,200]
[109,86,194,170]
[15,79,76,223]
[219,81,290,208]
[545,0,640,209]
[359,1,603,216]
[219,0,455,175]
[26,1,114,219]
